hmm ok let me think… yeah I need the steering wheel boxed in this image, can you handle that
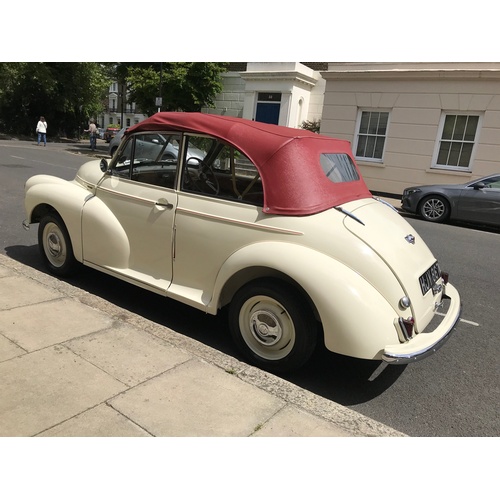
[185,157,219,195]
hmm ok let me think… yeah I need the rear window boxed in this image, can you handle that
[320,153,360,183]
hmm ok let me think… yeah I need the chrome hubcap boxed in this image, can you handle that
[47,232,62,257]
[43,222,66,267]
[250,309,282,347]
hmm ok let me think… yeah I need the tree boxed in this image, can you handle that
[121,62,228,116]
[0,63,112,138]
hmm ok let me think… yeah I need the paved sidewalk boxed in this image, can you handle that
[0,253,405,437]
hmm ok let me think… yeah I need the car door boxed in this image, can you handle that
[456,176,500,225]
[167,134,265,309]
[81,133,180,293]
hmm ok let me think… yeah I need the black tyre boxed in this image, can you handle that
[228,280,317,373]
[419,195,450,223]
[38,213,78,277]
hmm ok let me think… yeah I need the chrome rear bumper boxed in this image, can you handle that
[382,283,461,364]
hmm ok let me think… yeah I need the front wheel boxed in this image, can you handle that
[228,280,317,373]
[38,214,78,277]
[419,195,450,223]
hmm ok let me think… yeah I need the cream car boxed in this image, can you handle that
[23,112,461,373]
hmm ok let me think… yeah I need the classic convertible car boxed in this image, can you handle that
[23,112,461,373]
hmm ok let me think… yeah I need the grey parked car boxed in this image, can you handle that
[108,127,127,156]
[401,174,500,226]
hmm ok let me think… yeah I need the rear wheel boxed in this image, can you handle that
[38,214,78,277]
[228,280,317,373]
[419,195,450,223]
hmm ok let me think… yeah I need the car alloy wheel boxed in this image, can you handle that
[420,195,450,223]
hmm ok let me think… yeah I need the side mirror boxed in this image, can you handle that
[100,158,109,173]
[473,182,486,190]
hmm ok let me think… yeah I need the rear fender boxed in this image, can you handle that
[210,241,402,360]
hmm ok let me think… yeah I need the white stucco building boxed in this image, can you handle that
[202,62,326,128]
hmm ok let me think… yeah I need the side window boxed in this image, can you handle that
[181,134,263,206]
[354,110,389,161]
[320,154,360,183]
[112,137,133,178]
[480,176,500,189]
[112,133,181,188]
[433,113,481,172]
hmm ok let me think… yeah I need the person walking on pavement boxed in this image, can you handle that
[84,120,98,151]
[36,116,48,146]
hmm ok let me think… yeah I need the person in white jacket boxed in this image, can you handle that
[36,116,48,146]
[84,119,98,151]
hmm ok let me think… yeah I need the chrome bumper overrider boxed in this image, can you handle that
[382,283,461,364]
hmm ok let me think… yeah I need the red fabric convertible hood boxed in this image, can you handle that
[127,112,371,215]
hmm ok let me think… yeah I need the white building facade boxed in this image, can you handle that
[319,62,500,195]
[100,81,146,130]
[202,62,325,128]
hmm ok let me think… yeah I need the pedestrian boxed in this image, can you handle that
[36,116,48,146]
[84,120,98,151]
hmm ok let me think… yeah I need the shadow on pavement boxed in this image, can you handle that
[4,244,407,406]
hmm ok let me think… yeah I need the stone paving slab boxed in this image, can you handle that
[1,298,114,352]
[64,324,192,387]
[253,404,352,437]
[0,274,63,310]
[0,345,127,436]
[0,334,25,362]
[38,404,152,437]
[109,358,287,437]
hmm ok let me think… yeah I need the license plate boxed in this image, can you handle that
[419,262,441,295]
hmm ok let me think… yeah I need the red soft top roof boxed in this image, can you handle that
[127,112,371,215]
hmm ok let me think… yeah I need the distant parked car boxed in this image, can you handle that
[104,126,121,143]
[24,112,461,373]
[401,174,500,227]
[108,128,127,156]
[108,127,205,162]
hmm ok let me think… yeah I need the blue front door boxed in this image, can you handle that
[255,102,280,125]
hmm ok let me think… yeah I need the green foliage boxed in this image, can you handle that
[300,119,321,133]
[0,62,112,138]
[121,62,228,116]
[0,62,227,137]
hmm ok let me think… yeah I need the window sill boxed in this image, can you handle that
[356,158,385,168]
[428,166,472,177]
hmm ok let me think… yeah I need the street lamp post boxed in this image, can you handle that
[157,62,163,113]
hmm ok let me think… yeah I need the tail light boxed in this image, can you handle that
[398,317,415,342]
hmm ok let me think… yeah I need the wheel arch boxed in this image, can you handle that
[31,202,83,262]
[218,266,321,323]
[25,180,88,262]
[209,241,401,360]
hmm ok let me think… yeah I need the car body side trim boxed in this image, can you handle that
[176,207,304,235]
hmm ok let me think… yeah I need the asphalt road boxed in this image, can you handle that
[1,138,499,436]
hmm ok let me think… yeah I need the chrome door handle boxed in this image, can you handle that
[155,198,174,210]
